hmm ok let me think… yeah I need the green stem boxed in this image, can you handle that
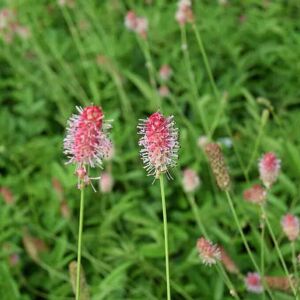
[225,192,274,299]
[159,175,171,300]
[261,206,298,298]
[187,194,208,238]
[292,242,299,279]
[76,187,85,300]
[180,26,209,134]
[215,263,240,300]
[260,210,266,300]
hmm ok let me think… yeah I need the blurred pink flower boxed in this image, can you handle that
[182,168,200,193]
[197,135,209,149]
[245,273,263,293]
[243,184,267,205]
[0,187,14,204]
[159,64,172,81]
[196,237,221,266]
[259,152,281,189]
[99,172,114,193]
[175,0,194,26]
[158,85,170,98]
[281,214,299,241]
[125,11,137,31]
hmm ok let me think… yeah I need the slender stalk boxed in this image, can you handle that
[76,187,85,300]
[187,194,240,298]
[180,26,209,134]
[261,206,298,298]
[159,175,171,300]
[225,192,274,299]
[260,209,266,300]
[187,194,208,238]
[215,263,240,300]
[292,242,299,279]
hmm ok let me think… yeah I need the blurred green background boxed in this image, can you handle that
[1,0,300,299]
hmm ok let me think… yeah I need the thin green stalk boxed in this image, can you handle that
[225,192,274,299]
[76,187,85,300]
[260,210,266,300]
[187,194,208,238]
[180,26,209,134]
[261,206,298,298]
[187,194,240,298]
[159,175,171,300]
[245,110,269,177]
[292,242,299,279]
[215,263,240,300]
[191,24,249,181]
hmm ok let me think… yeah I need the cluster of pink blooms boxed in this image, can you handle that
[259,152,281,189]
[63,105,112,189]
[175,0,194,26]
[158,64,172,98]
[138,112,179,178]
[0,8,30,43]
[182,168,200,193]
[196,237,221,266]
[124,11,148,38]
[245,272,263,294]
[243,184,266,205]
[281,214,299,241]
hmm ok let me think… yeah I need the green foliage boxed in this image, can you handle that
[0,0,300,299]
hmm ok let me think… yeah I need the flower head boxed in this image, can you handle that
[158,85,170,98]
[245,272,263,294]
[197,135,209,149]
[0,187,14,205]
[124,11,148,38]
[281,214,299,241]
[196,237,221,266]
[243,184,267,205]
[138,112,179,178]
[175,0,194,26]
[64,105,112,188]
[182,168,200,193]
[259,152,281,189]
[159,64,172,81]
[99,172,114,193]
[205,143,230,191]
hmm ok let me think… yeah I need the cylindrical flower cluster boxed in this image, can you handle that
[175,0,194,26]
[196,237,221,266]
[64,105,112,188]
[205,143,230,191]
[245,272,263,294]
[281,214,299,241]
[124,11,148,38]
[265,276,297,293]
[259,152,281,189]
[243,184,267,205]
[220,247,239,274]
[182,168,200,193]
[138,112,179,178]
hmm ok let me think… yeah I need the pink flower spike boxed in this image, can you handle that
[259,152,281,189]
[243,184,267,205]
[245,272,263,294]
[281,214,299,241]
[64,105,112,188]
[182,168,200,193]
[159,64,172,81]
[99,172,114,193]
[135,17,148,38]
[124,11,137,31]
[196,237,221,266]
[0,187,14,205]
[138,112,179,178]
[158,85,170,98]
